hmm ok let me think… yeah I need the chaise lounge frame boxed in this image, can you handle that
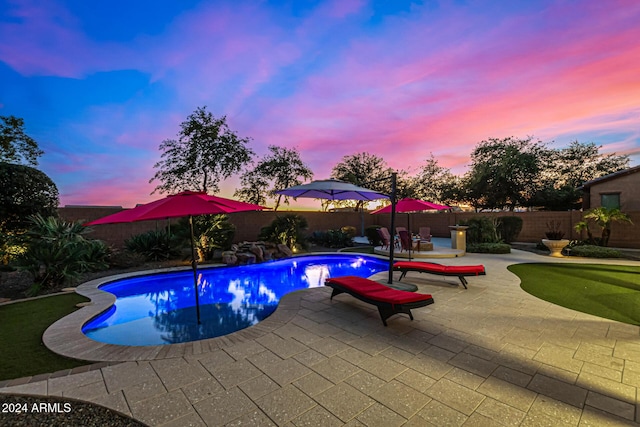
[393,261,486,289]
[325,276,434,326]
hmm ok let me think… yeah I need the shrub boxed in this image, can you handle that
[497,216,523,243]
[364,225,383,246]
[569,245,624,258]
[309,229,353,248]
[173,214,236,261]
[108,249,147,269]
[17,215,110,294]
[466,243,511,254]
[259,214,308,250]
[460,217,500,244]
[125,230,183,261]
[341,226,357,238]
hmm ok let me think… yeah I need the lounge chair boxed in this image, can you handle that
[393,261,486,289]
[325,276,434,326]
[398,230,417,252]
[377,227,392,249]
[418,227,432,242]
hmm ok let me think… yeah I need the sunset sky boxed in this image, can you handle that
[2,0,639,209]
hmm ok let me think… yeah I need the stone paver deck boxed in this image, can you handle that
[1,249,639,426]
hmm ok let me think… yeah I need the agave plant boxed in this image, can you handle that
[125,229,183,261]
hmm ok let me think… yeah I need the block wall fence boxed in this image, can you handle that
[59,207,640,250]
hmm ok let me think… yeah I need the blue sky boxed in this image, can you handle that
[1,0,639,208]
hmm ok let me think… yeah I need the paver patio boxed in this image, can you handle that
[1,247,639,426]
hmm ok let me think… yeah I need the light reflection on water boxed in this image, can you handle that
[83,254,387,346]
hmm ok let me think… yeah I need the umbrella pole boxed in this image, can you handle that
[189,216,201,324]
[388,173,397,284]
[408,213,412,261]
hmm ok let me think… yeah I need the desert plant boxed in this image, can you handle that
[461,217,501,244]
[497,216,523,243]
[545,220,565,240]
[125,230,183,261]
[258,214,308,250]
[575,207,633,247]
[17,214,110,294]
[173,214,235,261]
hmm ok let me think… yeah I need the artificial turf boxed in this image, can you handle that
[509,263,640,326]
[0,293,91,381]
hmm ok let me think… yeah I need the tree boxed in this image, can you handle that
[464,136,548,211]
[150,107,254,194]
[235,146,313,211]
[531,141,630,210]
[574,207,633,247]
[0,162,59,235]
[1,116,44,166]
[411,155,458,204]
[330,152,394,211]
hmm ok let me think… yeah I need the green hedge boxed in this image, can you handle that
[569,245,624,258]
[466,243,511,254]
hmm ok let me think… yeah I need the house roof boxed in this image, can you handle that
[580,165,640,190]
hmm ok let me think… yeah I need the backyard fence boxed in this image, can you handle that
[59,206,640,249]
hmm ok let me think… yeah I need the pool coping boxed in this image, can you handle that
[42,253,389,362]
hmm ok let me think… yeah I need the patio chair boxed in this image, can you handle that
[377,227,392,249]
[395,226,407,235]
[419,227,432,242]
[398,230,417,252]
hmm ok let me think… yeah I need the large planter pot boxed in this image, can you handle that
[542,239,570,257]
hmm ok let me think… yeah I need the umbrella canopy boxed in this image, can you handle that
[85,191,265,225]
[371,198,449,260]
[85,191,266,324]
[370,198,450,214]
[275,179,389,201]
[277,178,399,284]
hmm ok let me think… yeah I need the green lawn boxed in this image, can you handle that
[0,293,91,381]
[509,263,640,326]
[338,246,375,254]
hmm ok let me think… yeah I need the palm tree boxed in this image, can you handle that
[575,207,633,247]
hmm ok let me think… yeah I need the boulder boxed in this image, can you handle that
[277,244,293,257]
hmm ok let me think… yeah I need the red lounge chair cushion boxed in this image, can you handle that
[394,262,485,275]
[325,276,432,304]
[445,265,485,275]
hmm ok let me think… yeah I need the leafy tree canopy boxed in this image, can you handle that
[463,136,549,211]
[0,116,44,166]
[150,106,254,194]
[235,145,313,211]
[330,152,394,211]
[0,162,59,234]
[410,154,459,204]
[531,141,630,210]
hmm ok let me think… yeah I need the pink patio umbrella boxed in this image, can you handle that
[85,191,267,323]
[371,198,450,259]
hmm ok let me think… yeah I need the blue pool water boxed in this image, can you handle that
[83,254,388,346]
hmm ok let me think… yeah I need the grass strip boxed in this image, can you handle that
[338,246,375,254]
[509,263,640,326]
[0,293,91,381]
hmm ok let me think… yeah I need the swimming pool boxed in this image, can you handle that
[83,254,388,346]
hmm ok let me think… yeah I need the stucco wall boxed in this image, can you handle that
[59,207,640,249]
[588,172,640,211]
